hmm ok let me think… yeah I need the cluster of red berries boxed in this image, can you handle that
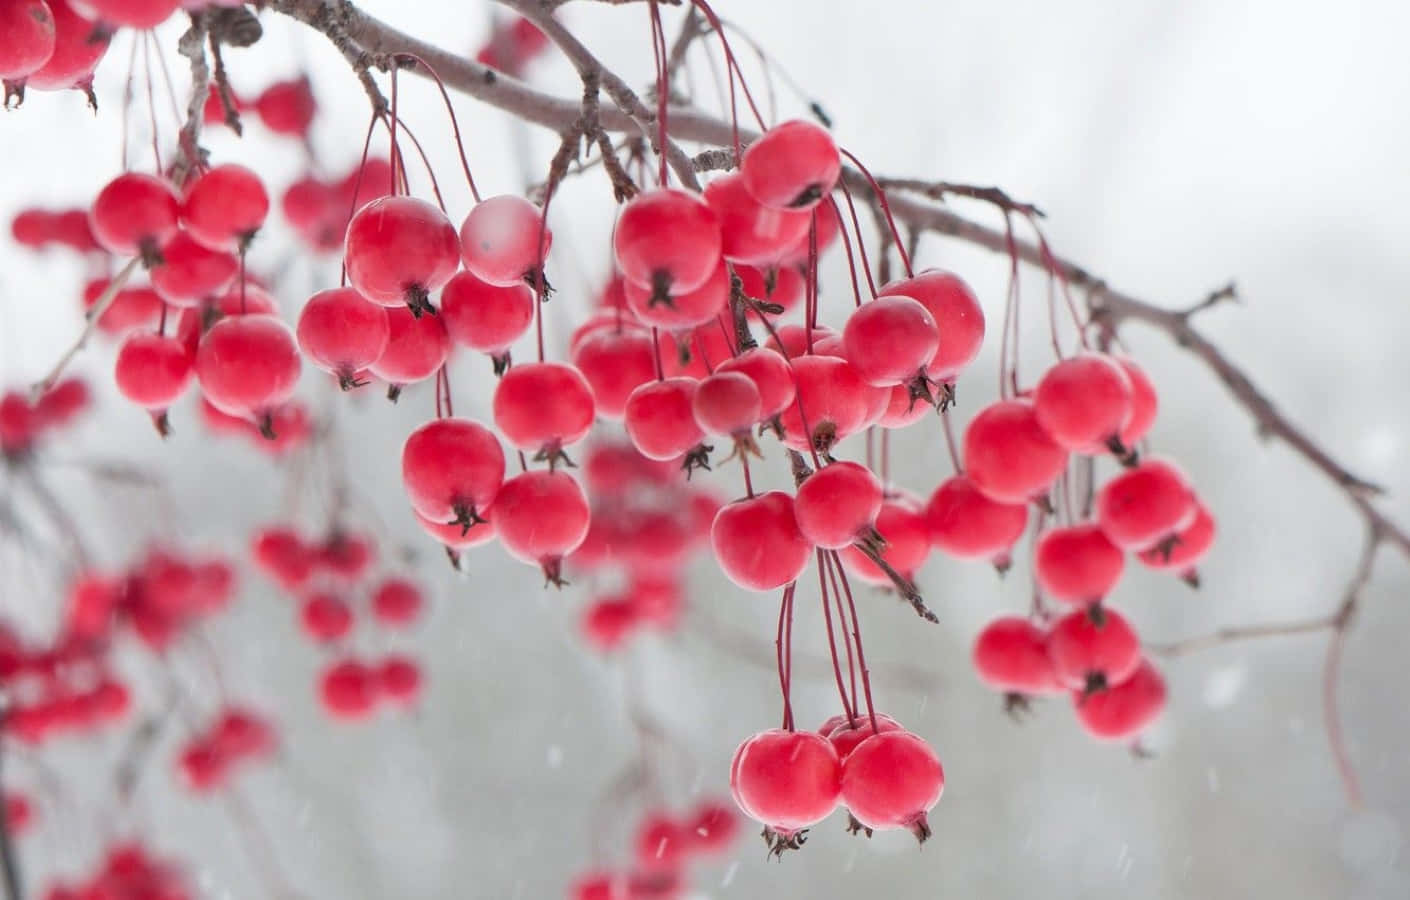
[0,0,111,107]
[10,204,100,254]
[44,843,191,900]
[570,799,739,900]
[282,157,395,254]
[250,525,426,719]
[177,705,276,793]
[0,377,89,458]
[0,617,128,745]
[65,545,236,651]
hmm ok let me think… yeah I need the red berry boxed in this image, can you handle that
[580,598,640,652]
[0,0,55,81]
[369,305,450,388]
[492,362,596,460]
[1096,458,1197,550]
[624,258,729,330]
[439,271,534,361]
[84,0,180,29]
[840,730,944,842]
[777,200,841,267]
[685,800,738,853]
[877,269,986,382]
[194,314,302,425]
[1035,524,1126,605]
[376,655,422,705]
[1072,658,1167,741]
[972,616,1061,695]
[492,470,591,584]
[211,708,275,760]
[282,175,331,232]
[114,333,193,412]
[740,120,840,210]
[33,376,89,428]
[734,262,804,315]
[572,328,656,422]
[175,284,277,355]
[839,494,929,585]
[765,322,835,359]
[826,713,903,761]
[24,0,109,94]
[149,232,239,307]
[730,729,841,837]
[82,279,162,336]
[90,173,180,258]
[10,208,51,246]
[3,792,33,836]
[710,491,812,591]
[1034,353,1133,452]
[317,532,375,581]
[634,813,690,869]
[715,347,796,421]
[318,658,376,720]
[344,196,460,313]
[251,526,314,590]
[703,173,812,266]
[178,739,228,792]
[842,295,940,387]
[400,417,505,526]
[613,189,722,298]
[255,77,316,137]
[1116,356,1158,446]
[776,355,871,454]
[963,399,1068,504]
[623,377,706,463]
[300,593,352,643]
[1047,605,1142,691]
[570,872,626,900]
[794,461,883,550]
[458,194,551,286]
[371,577,423,627]
[181,164,270,252]
[1138,502,1215,574]
[924,475,1028,566]
[692,371,761,438]
[295,287,391,389]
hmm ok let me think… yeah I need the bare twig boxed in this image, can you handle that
[876,177,1046,218]
[1182,280,1239,319]
[1148,616,1337,657]
[31,257,140,398]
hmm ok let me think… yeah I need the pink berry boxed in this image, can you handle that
[1047,605,1143,692]
[715,347,796,421]
[369,305,450,389]
[826,713,903,762]
[686,800,738,853]
[710,491,812,591]
[1072,658,1167,741]
[318,658,376,720]
[400,417,505,527]
[740,120,840,210]
[842,295,940,388]
[1035,524,1125,605]
[254,77,315,137]
[300,592,352,643]
[924,475,1028,566]
[623,258,729,330]
[295,287,391,389]
[371,578,423,627]
[0,0,55,81]
[458,194,551,287]
[972,616,1062,695]
[877,269,986,383]
[23,0,108,94]
[624,377,707,463]
[633,813,690,870]
[730,729,841,839]
[114,333,193,412]
[1137,502,1215,575]
[344,196,460,314]
[571,328,656,422]
[194,314,301,430]
[90,173,180,259]
[377,655,422,705]
[775,355,871,455]
[580,598,640,652]
[613,189,722,299]
[840,730,944,842]
[777,200,841,267]
[492,362,596,461]
[1096,458,1197,550]
[1034,353,1133,452]
[492,470,591,585]
[1116,356,1158,446]
[963,399,1068,505]
[439,271,534,364]
[703,172,812,266]
[839,494,929,585]
[181,164,270,252]
[794,461,883,550]
[149,232,238,307]
[692,371,761,438]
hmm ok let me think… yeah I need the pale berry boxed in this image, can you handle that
[580,598,640,652]
[877,269,986,383]
[194,315,301,433]
[826,713,903,762]
[842,295,940,389]
[90,173,180,260]
[624,258,729,330]
[692,371,761,439]
[1137,502,1215,577]
[0,0,55,81]
[571,328,656,422]
[492,361,595,462]
[114,333,192,413]
[345,196,460,315]
[458,194,551,287]
[22,0,108,96]
[318,659,376,720]
[624,377,708,464]
[924,474,1028,566]
[371,578,423,627]
[377,655,422,705]
[1072,658,1167,741]
[400,417,505,528]
[1035,524,1125,605]
[1047,605,1142,692]
[181,164,270,252]
[963,400,1068,505]
[1096,457,1197,550]
[439,271,533,368]
[613,189,722,299]
[972,616,1062,696]
[369,305,450,391]
[710,491,812,591]
[492,470,591,585]
[703,172,812,266]
[740,120,840,209]
[254,77,315,137]
[634,813,689,870]
[295,287,390,389]
[794,461,883,550]
[300,593,352,643]
[776,355,871,455]
[1116,356,1158,446]
[840,730,944,842]
[687,800,739,853]
[149,232,238,307]
[715,347,796,421]
[730,729,841,841]
[1034,353,1133,453]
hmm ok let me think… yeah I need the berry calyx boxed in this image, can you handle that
[740,120,841,210]
[839,730,944,843]
[90,173,180,262]
[439,271,534,370]
[1072,658,1167,741]
[1046,605,1142,692]
[400,417,505,531]
[624,377,709,469]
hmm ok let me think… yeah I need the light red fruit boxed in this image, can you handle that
[369,305,450,389]
[826,713,903,761]
[377,655,422,705]
[400,417,505,526]
[1138,503,1215,574]
[924,475,1028,566]
[776,355,871,454]
[492,362,596,460]
[492,470,591,584]
[634,813,689,869]
[254,77,315,137]
[0,0,55,81]
[114,333,192,411]
[624,377,707,463]
[371,578,423,627]
[571,328,656,422]
[295,287,390,389]
[1116,356,1158,446]
[730,729,841,837]
[90,173,180,258]
[740,120,840,210]
[613,189,722,298]
[1034,353,1133,452]
[703,172,812,266]
[624,257,729,330]
[715,347,796,420]
[1047,606,1143,692]
[194,315,301,429]
[181,164,270,252]
[24,0,109,94]
[580,598,640,652]
[414,507,498,551]
[963,399,1068,505]
[794,461,883,550]
[1072,658,1167,741]
[251,526,313,590]
[877,269,986,382]
[1035,524,1125,605]
[840,730,944,842]
[84,0,180,29]
[842,295,940,388]
[149,232,238,307]
[439,271,534,363]
[687,800,739,853]
[692,371,761,438]
[972,616,1062,695]
[710,491,812,591]
[458,194,551,287]
[1096,458,1197,550]
[319,658,376,720]
[300,593,352,643]
[839,494,929,585]
[344,196,460,313]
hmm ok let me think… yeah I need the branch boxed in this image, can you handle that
[1147,616,1337,657]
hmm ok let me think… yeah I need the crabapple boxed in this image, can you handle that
[826,712,903,762]
[1034,353,1133,453]
[1047,605,1143,692]
[1072,658,1167,741]
[972,616,1062,696]
[377,655,422,705]
[193,314,301,435]
[624,377,708,466]
[21,0,108,98]
[149,232,238,307]
[319,658,376,720]
[840,730,944,842]
[613,189,722,300]
[181,164,270,252]
[254,77,315,136]
[492,470,591,585]
[740,119,840,209]
[0,0,55,82]
[924,475,1028,568]
[624,258,729,330]
[1034,524,1126,605]
[295,287,391,389]
[634,813,690,869]
[1116,356,1158,446]
[400,417,505,529]
[776,355,871,455]
[1137,502,1215,578]
[300,593,352,643]
[734,262,804,315]
[371,578,423,628]
[344,196,460,315]
[438,271,534,371]
[715,347,796,421]
[710,491,812,591]
[90,173,180,261]
[492,361,596,463]
[692,371,761,442]
[703,172,812,266]
[963,399,1068,505]
[1096,457,1198,550]
[580,598,640,652]
[414,507,497,551]
[113,333,192,426]
[839,494,930,585]
[368,306,450,394]
[794,461,883,550]
[458,194,551,287]
[842,295,940,391]
[84,0,181,29]
[877,269,986,384]
[571,328,656,421]
[730,729,841,848]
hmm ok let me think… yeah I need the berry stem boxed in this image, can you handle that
[827,550,877,732]
[838,148,912,277]
[816,549,855,722]
[826,197,866,308]
[835,180,877,298]
[31,257,141,399]
[395,53,483,202]
[939,408,961,474]
[774,584,795,731]
[340,113,382,288]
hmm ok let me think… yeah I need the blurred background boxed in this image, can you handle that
[2,0,1409,897]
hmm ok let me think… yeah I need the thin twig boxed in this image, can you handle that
[31,258,140,398]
